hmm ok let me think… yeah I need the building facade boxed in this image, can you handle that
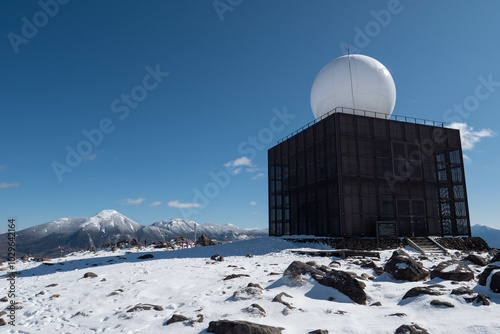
[268,108,471,238]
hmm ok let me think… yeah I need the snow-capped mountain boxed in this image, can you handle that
[472,224,500,248]
[0,210,267,258]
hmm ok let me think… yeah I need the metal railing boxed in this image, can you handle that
[277,107,445,144]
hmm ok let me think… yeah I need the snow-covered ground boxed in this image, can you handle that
[1,237,499,333]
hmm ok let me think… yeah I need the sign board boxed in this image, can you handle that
[376,221,398,248]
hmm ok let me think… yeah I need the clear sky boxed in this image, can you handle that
[1,0,499,231]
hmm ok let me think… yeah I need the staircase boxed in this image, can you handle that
[407,237,448,255]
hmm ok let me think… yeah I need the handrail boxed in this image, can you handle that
[277,107,445,144]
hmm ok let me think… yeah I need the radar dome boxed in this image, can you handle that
[310,54,396,120]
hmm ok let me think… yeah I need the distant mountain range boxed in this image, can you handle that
[471,224,500,249]
[0,210,268,258]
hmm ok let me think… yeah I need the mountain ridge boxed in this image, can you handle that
[0,210,267,258]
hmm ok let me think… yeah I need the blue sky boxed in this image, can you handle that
[1,0,499,231]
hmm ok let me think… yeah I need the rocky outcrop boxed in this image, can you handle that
[207,320,284,334]
[384,250,429,281]
[316,269,367,305]
[430,260,474,281]
[197,234,216,246]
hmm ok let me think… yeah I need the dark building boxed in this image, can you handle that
[268,108,471,238]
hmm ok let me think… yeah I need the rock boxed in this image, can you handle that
[478,265,500,285]
[247,283,263,290]
[35,291,45,297]
[430,299,454,307]
[360,260,377,269]
[233,285,263,300]
[283,261,324,278]
[0,311,6,316]
[490,272,500,293]
[211,254,224,262]
[188,314,204,325]
[395,323,429,334]
[463,254,488,266]
[0,318,6,326]
[197,234,216,246]
[430,260,474,281]
[451,286,475,295]
[272,292,294,309]
[83,272,98,278]
[22,254,30,262]
[137,254,154,259]
[370,301,382,306]
[126,303,163,312]
[242,303,266,317]
[490,252,500,263]
[131,238,140,247]
[0,296,8,302]
[329,261,341,268]
[384,250,429,281]
[51,294,61,299]
[309,330,329,334]
[207,320,284,334]
[165,314,188,325]
[224,274,250,281]
[246,253,254,258]
[387,313,407,317]
[46,283,58,287]
[402,287,442,300]
[101,278,106,282]
[465,293,490,306]
[374,267,385,276]
[305,261,318,267]
[316,269,367,305]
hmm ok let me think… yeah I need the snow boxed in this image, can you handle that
[1,237,500,333]
[395,263,409,270]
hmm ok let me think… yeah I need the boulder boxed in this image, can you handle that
[463,254,488,266]
[207,320,284,334]
[430,260,474,281]
[165,314,188,325]
[402,287,442,300]
[490,272,500,293]
[478,265,500,285]
[309,330,329,334]
[283,261,323,278]
[197,234,216,246]
[83,272,98,278]
[395,323,429,334]
[316,269,367,305]
[0,318,6,326]
[384,250,429,281]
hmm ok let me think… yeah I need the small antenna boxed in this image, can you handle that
[347,44,355,110]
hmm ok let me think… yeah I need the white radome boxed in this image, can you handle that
[310,54,396,120]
